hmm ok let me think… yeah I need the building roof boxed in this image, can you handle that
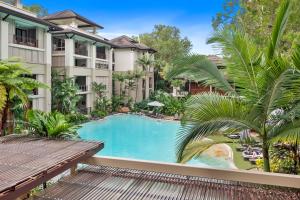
[0,2,62,31]
[42,10,103,29]
[0,135,103,200]
[110,35,156,52]
[33,165,300,200]
[207,55,224,67]
[50,26,116,47]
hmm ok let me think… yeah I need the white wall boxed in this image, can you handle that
[114,49,135,71]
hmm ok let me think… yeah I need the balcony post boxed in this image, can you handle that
[0,20,9,60]
[44,32,52,112]
[91,45,96,69]
[65,39,74,77]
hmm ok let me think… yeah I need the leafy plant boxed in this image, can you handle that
[51,71,81,114]
[27,110,79,139]
[0,59,47,135]
[92,82,107,98]
[111,96,123,112]
[66,113,89,125]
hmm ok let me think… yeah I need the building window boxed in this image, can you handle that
[149,77,153,89]
[96,46,106,59]
[53,37,65,51]
[75,58,87,67]
[142,79,146,88]
[14,28,37,47]
[75,41,88,56]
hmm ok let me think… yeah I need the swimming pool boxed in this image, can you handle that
[79,114,232,169]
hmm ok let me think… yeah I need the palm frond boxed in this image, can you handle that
[0,85,7,112]
[164,54,234,93]
[184,93,260,130]
[267,0,291,60]
[207,28,260,96]
[268,120,300,144]
[179,139,223,163]
[292,44,300,69]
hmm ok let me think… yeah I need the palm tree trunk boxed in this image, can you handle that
[7,101,14,135]
[262,138,271,172]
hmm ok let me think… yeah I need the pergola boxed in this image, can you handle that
[0,135,103,200]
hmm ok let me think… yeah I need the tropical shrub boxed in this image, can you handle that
[111,96,123,112]
[51,71,81,114]
[149,90,186,116]
[27,110,79,139]
[91,110,108,118]
[0,59,47,135]
[66,113,89,125]
[133,100,150,112]
[256,146,296,174]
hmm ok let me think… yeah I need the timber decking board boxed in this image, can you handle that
[34,165,300,200]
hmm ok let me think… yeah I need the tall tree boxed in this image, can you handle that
[213,0,300,52]
[137,25,192,64]
[23,4,48,17]
[167,0,300,172]
[1,0,48,17]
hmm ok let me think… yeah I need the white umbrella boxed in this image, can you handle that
[147,101,164,107]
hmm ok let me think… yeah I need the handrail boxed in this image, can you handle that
[82,156,300,189]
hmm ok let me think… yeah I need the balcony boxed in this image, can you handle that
[75,48,88,56]
[77,85,88,92]
[75,76,88,92]
[96,52,106,60]
[95,62,109,70]
[75,58,88,67]
[75,41,88,56]
[13,35,38,48]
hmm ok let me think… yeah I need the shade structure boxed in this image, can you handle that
[147,101,164,107]
[0,135,103,200]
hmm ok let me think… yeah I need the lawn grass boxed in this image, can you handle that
[207,135,256,170]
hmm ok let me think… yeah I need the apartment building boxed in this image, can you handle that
[110,35,156,102]
[42,10,115,113]
[0,1,60,112]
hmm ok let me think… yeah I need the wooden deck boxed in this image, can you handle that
[33,165,300,200]
[0,135,103,200]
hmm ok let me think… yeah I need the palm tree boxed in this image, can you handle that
[153,59,166,90]
[92,82,107,99]
[136,52,155,72]
[166,0,299,172]
[112,72,126,97]
[132,69,144,102]
[0,59,47,135]
[27,110,79,139]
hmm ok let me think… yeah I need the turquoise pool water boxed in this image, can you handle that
[79,114,232,169]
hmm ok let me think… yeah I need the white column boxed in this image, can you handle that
[65,39,74,77]
[0,20,9,60]
[108,48,113,98]
[145,74,150,99]
[91,45,96,69]
[44,32,52,112]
